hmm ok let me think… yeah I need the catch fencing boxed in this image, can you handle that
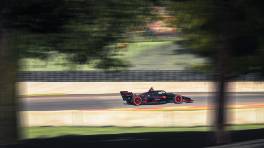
[17,70,262,82]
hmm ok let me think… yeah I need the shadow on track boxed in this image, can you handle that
[6,128,264,148]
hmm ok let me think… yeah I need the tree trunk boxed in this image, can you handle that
[214,72,229,144]
[0,27,19,144]
[214,41,230,144]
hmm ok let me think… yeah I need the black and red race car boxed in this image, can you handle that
[120,89,194,106]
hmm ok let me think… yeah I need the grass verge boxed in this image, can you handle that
[23,124,264,139]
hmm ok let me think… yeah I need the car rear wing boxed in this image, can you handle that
[120,91,133,101]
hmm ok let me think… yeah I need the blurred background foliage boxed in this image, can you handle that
[1,0,264,145]
[165,0,264,76]
[1,0,264,74]
[1,0,158,70]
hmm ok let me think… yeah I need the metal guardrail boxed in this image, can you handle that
[17,71,262,82]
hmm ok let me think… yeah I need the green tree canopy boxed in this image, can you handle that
[1,0,155,69]
[162,0,264,144]
[167,0,264,76]
[1,0,158,144]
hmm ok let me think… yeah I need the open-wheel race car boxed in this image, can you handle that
[120,87,194,106]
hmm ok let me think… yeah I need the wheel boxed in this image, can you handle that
[132,96,142,106]
[174,95,183,104]
[126,97,132,104]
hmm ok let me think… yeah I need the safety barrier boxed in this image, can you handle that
[17,71,262,82]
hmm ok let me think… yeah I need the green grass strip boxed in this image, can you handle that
[23,124,264,139]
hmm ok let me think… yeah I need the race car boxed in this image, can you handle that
[120,88,194,106]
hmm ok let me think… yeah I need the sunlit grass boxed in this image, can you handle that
[118,40,207,70]
[19,38,208,71]
[19,53,97,71]
[23,126,209,139]
[115,41,173,59]
[23,124,264,139]
[19,41,172,71]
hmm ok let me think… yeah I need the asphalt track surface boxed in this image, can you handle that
[20,92,264,111]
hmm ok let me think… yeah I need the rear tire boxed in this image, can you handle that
[125,97,132,104]
[132,96,142,106]
[174,95,183,104]
[126,100,133,105]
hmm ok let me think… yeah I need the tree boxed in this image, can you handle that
[0,0,154,144]
[13,0,154,69]
[166,0,264,144]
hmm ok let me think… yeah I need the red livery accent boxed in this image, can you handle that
[120,87,194,106]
